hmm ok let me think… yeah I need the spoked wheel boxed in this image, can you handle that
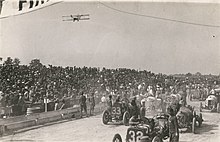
[152,106,156,111]
[200,102,203,112]
[192,117,196,134]
[102,110,110,125]
[152,136,162,142]
[123,111,130,126]
[217,103,220,113]
[112,133,122,142]
[198,113,203,127]
[193,110,196,117]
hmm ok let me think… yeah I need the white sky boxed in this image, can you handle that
[0,1,220,75]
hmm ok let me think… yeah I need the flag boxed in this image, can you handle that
[0,0,62,18]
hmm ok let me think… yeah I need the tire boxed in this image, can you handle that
[123,111,130,126]
[192,117,196,134]
[152,136,162,142]
[192,106,195,112]
[217,103,220,113]
[193,111,196,117]
[152,106,156,111]
[112,133,122,142]
[200,102,202,112]
[199,113,203,126]
[102,110,109,125]
[140,107,145,118]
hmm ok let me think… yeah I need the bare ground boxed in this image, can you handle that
[0,101,219,142]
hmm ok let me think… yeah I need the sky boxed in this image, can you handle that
[0,1,220,75]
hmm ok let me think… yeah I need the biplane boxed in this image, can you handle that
[62,14,90,22]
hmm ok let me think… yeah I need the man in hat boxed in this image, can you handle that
[107,95,113,111]
[88,92,95,116]
[129,97,139,119]
[167,106,179,142]
[79,92,87,117]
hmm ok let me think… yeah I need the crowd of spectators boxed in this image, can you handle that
[0,57,219,116]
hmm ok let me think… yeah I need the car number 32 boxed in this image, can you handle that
[128,130,144,142]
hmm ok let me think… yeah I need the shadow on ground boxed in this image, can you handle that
[196,123,218,134]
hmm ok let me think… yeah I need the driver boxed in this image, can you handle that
[167,106,179,142]
[113,95,122,106]
[112,95,123,117]
[129,97,140,125]
[129,98,156,131]
[107,95,113,111]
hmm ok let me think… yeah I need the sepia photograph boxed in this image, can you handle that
[0,0,220,141]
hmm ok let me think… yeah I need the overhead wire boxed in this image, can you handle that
[1,1,220,28]
[99,2,220,28]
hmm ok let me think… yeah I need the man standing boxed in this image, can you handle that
[107,95,113,111]
[79,92,87,118]
[88,92,95,116]
[130,97,139,119]
[106,95,113,121]
[54,95,59,111]
[168,107,179,142]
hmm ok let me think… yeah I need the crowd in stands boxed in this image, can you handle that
[0,57,219,116]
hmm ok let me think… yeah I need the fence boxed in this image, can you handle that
[0,95,106,118]
[0,107,12,118]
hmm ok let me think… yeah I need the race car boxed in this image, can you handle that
[176,105,203,134]
[102,101,131,126]
[164,93,182,114]
[200,89,220,113]
[141,96,163,112]
[112,113,169,142]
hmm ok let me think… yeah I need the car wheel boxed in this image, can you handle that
[192,117,196,134]
[152,136,162,142]
[198,113,203,127]
[217,103,220,113]
[152,106,156,111]
[200,102,202,112]
[102,110,109,125]
[112,133,122,142]
[123,111,130,126]
[193,110,196,117]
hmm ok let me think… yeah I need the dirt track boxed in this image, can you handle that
[0,101,220,142]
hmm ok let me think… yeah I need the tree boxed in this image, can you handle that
[13,58,20,66]
[186,72,192,77]
[3,57,13,66]
[29,59,43,69]
[195,72,202,76]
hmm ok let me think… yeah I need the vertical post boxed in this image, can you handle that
[44,97,47,112]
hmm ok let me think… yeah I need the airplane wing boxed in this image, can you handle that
[62,14,90,22]
[62,19,73,21]
[79,14,89,16]
[79,18,90,20]
[71,14,89,16]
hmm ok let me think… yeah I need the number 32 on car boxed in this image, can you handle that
[127,130,144,142]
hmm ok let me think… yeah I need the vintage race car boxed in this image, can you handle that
[191,89,202,100]
[141,96,163,112]
[164,94,182,114]
[102,102,131,125]
[165,94,181,105]
[112,113,169,142]
[176,105,203,134]
[200,91,220,113]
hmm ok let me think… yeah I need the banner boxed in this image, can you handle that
[0,0,62,18]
